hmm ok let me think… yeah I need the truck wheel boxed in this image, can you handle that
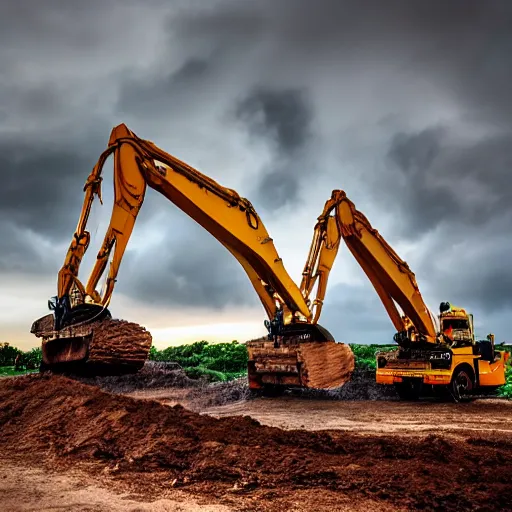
[449,368,474,403]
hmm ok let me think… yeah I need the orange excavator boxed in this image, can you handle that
[30,124,354,383]
[262,189,508,401]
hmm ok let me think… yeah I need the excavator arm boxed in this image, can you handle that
[55,123,312,329]
[300,190,437,344]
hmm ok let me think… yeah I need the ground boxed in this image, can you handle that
[1,374,511,512]
[128,387,512,437]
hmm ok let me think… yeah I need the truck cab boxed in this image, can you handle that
[439,302,474,347]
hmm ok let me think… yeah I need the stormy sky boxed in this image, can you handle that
[2,0,512,349]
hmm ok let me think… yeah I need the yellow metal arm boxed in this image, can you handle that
[300,190,437,342]
[58,124,312,325]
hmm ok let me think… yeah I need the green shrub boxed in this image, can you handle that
[184,366,228,382]
[498,361,512,399]
[150,340,248,381]
[0,343,22,366]
[15,347,42,370]
[349,343,395,371]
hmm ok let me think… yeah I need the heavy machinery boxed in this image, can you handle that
[286,189,508,401]
[377,301,509,402]
[31,124,354,382]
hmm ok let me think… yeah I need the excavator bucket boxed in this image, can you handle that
[31,306,152,376]
[246,324,355,391]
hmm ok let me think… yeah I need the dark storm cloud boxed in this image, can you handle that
[117,58,211,118]
[381,123,512,329]
[235,88,311,154]
[385,126,512,238]
[235,87,313,209]
[0,137,97,239]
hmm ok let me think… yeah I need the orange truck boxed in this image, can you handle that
[376,303,509,401]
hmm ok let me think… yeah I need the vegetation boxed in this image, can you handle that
[497,344,512,399]
[149,340,248,382]
[0,343,21,366]
[0,343,41,375]
[349,343,396,371]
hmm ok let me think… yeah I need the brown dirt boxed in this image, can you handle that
[1,374,511,512]
[297,341,355,388]
[0,459,230,511]
[87,319,152,367]
[203,395,512,437]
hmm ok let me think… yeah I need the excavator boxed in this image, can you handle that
[30,124,355,384]
[262,189,508,401]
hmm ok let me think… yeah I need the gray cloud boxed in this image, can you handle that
[0,137,96,240]
[321,283,395,344]
[117,58,212,119]
[116,220,259,310]
[384,126,512,238]
[235,88,312,154]
[235,87,314,209]
[0,221,46,274]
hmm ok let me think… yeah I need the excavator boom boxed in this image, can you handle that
[300,190,437,344]
[298,190,507,401]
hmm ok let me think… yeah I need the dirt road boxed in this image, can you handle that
[127,388,512,438]
[0,460,230,512]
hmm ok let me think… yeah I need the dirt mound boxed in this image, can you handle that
[290,370,400,401]
[186,377,251,409]
[1,374,511,511]
[72,361,200,393]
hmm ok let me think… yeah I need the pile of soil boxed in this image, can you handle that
[186,377,251,409]
[290,369,400,401]
[1,374,510,511]
[73,361,201,393]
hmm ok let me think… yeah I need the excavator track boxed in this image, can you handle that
[32,310,152,376]
[246,324,355,391]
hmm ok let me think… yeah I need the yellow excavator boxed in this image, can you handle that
[274,189,509,401]
[30,124,355,384]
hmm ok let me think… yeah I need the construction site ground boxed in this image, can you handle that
[1,371,511,512]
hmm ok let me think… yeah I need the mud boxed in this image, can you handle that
[1,374,511,511]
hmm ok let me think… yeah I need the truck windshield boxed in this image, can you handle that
[443,319,469,330]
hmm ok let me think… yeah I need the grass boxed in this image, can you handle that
[0,366,38,377]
